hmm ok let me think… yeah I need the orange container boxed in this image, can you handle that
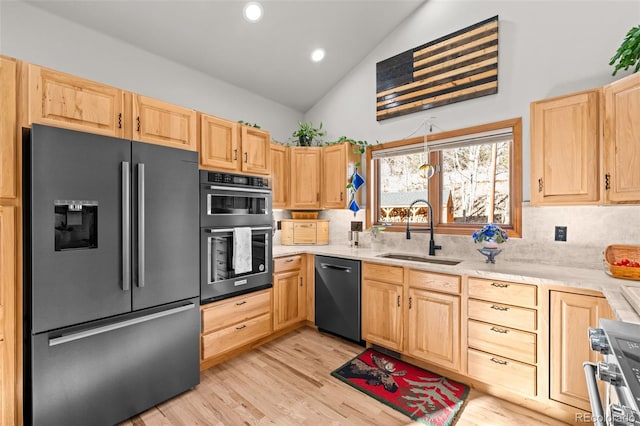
[604,245,640,280]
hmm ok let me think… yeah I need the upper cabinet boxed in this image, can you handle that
[530,90,600,206]
[603,72,640,203]
[289,147,322,209]
[530,73,640,206]
[0,57,18,199]
[270,143,289,209]
[25,64,126,138]
[132,94,197,151]
[321,143,362,209]
[199,114,270,175]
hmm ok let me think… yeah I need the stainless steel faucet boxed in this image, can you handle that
[406,199,442,256]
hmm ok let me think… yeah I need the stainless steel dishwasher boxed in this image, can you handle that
[314,256,361,342]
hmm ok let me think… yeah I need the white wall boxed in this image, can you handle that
[305,0,640,201]
[0,1,302,143]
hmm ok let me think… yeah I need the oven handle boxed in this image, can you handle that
[205,226,272,233]
[583,362,606,426]
[207,185,272,194]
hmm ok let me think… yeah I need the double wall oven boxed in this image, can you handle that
[200,171,273,303]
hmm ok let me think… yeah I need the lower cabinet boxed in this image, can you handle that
[200,289,272,364]
[550,290,612,411]
[362,263,404,352]
[406,270,461,371]
[466,277,539,397]
[273,255,307,331]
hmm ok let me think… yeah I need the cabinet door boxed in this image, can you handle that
[0,57,17,199]
[604,73,640,203]
[407,288,460,371]
[322,144,348,209]
[200,114,239,171]
[27,64,125,138]
[530,90,600,205]
[241,126,270,175]
[270,143,289,209]
[362,279,403,351]
[290,148,321,209]
[0,206,16,426]
[273,270,305,331]
[132,94,197,151]
[550,291,612,411]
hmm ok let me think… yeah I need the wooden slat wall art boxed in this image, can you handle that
[376,16,498,121]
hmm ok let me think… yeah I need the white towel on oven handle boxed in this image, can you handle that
[233,227,252,274]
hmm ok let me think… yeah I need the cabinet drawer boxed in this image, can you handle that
[409,270,460,294]
[468,299,537,331]
[201,313,271,360]
[274,255,303,273]
[468,319,536,364]
[468,277,537,307]
[363,262,404,284]
[201,290,270,334]
[467,348,536,397]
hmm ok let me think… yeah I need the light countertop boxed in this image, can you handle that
[273,244,640,323]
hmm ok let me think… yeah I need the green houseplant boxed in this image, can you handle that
[292,121,325,146]
[610,25,640,76]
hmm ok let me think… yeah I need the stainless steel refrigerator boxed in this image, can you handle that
[24,124,200,426]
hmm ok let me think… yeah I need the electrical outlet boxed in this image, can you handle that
[555,226,567,242]
[351,221,363,232]
[276,221,281,230]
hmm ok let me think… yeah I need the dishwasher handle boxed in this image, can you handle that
[320,263,352,272]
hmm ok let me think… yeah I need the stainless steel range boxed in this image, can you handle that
[585,319,640,426]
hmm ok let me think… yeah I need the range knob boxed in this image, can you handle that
[610,404,639,426]
[589,327,610,354]
[598,362,623,386]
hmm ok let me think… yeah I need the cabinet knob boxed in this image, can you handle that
[490,304,509,311]
[244,152,248,163]
[605,173,611,191]
[235,300,247,306]
[397,295,400,307]
[136,116,141,132]
[538,178,543,192]
[299,277,303,287]
[233,149,238,160]
[490,326,508,334]
[490,357,508,365]
[491,282,509,288]
[235,324,247,330]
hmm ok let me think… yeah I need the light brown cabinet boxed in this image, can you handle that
[132,94,197,151]
[1,57,18,199]
[200,289,272,366]
[289,147,322,209]
[270,143,289,208]
[25,63,126,138]
[321,143,361,209]
[199,114,270,175]
[280,219,329,245]
[0,206,16,426]
[603,72,640,203]
[273,255,306,331]
[550,290,612,411]
[530,89,600,205]
[362,262,404,352]
[466,277,539,397]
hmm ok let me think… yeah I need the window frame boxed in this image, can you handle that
[366,117,522,237]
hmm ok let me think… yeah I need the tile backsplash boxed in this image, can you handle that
[273,203,640,270]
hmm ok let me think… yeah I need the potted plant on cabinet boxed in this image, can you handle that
[610,24,640,75]
[292,121,325,146]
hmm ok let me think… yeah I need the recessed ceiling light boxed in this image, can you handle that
[311,48,326,62]
[243,2,263,22]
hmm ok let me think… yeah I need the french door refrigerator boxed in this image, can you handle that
[24,124,200,426]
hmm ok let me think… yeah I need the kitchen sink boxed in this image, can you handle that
[376,253,462,266]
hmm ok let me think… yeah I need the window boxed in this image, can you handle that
[366,118,522,237]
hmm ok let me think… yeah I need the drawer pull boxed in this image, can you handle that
[490,326,508,334]
[490,305,509,311]
[235,324,247,330]
[490,357,508,365]
[491,282,509,288]
[397,295,401,308]
[235,301,247,306]
[285,258,295,263]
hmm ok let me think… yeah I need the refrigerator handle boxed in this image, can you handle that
[137,163,145,288]
[48,302,196,347]
[122,161,130,292]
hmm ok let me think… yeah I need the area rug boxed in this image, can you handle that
[331,349,469,426]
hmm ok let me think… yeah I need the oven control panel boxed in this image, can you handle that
[200,170,266,188]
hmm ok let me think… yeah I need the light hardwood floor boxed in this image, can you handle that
[121,327,569,425]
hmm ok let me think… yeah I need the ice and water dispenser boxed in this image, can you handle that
[54,200,98,251]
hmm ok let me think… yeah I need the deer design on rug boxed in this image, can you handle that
[338,353,407,392]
